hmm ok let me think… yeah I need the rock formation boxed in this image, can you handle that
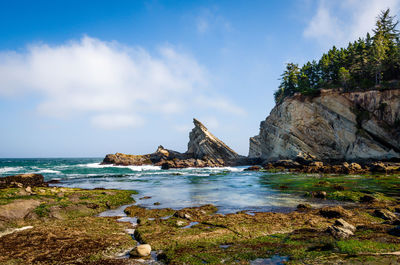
[249,89,400,162]
[188,118,239,163]
[0,174,48,189]
[102,118,244,168]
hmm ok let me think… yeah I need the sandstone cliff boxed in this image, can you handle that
[102,118,241,168]
[249,89,400,162]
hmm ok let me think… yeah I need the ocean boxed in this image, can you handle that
[0,158,323,214]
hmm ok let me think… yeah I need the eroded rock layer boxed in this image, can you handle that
[249,89,400,162]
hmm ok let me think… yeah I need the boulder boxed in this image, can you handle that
[297,203,312,211]
[0,200,41,220]
[374,209,398,221]
[327,219,356,239]
[310,191,327,199]
[273,160,302,169]
[0,174,48,189]
[320,206,351,218]
[334,218,356,232]
[360,194,378,203]
[130,244,151,257]
[244,166,261,171]
[388,226,400,237]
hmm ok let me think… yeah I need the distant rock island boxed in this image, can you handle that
[102,118,249,168]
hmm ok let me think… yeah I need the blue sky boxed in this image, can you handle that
[0,0,399,158]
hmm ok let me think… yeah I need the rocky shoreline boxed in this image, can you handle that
[1,170,400,264]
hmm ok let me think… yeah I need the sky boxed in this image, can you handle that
[0,0,399,158]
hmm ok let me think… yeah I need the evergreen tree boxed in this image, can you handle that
[274,9,400,103]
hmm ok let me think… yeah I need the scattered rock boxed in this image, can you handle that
[311,191,327,199]
[320,206,351,218]
[0,200,41,220]
[25,186,32,194]
[334,218,356,232]
[297,204,312,211]
[388,226,400,237]
[176,220,186,227]
[310,161,324,168]
[374,209,398,221]
[273,160,302,169]
[360,194,378,203]
[244,166,261,171]
[153,202,161,206]
[327,219,355,239]
[130,244,151,257]
[370,162,387,172]
[139,196,152,200]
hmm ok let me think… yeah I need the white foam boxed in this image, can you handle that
[0,166,23,173]
[78,162,161,171]
[36,169,61,174]
[127,165,161,171]
[183,167,244,172]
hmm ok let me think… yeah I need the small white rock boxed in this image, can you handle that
[130,244,151,257]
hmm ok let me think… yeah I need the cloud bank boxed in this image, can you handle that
[304,0,400,48]
[0,36,244,129]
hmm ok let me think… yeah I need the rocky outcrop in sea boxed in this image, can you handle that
[249,88,400,162]
[102,118,248,168]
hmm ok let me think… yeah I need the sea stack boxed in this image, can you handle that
[102,118,242,168]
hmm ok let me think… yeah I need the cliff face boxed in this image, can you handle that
[188,119,239,163]
[249,89,400,162]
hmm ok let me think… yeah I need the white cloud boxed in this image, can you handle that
[0,36,243,129]
[304,0,400,47]
[91,114,144,129]
[195,95,246,116]
[196,8,232,34]
[199,116,219,129]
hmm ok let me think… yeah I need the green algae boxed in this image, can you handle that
[261,173,400,202]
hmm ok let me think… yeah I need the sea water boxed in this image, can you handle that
[0,158,326,213]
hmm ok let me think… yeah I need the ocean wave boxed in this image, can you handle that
[78,162,161,171]
[183,167,244,172]
[35,169,61,174]
[0,166,24,173]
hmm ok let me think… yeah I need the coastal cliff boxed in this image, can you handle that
[249,88,400,162]
[102,118,242,168]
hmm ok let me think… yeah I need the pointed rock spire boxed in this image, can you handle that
[187,118,239,163]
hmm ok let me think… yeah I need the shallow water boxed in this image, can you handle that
[0,158,331,213]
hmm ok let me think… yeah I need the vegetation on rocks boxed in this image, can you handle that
[0,186,138,264]
[275,9,400,103]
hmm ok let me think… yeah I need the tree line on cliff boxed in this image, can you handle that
[275,9,400,103]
